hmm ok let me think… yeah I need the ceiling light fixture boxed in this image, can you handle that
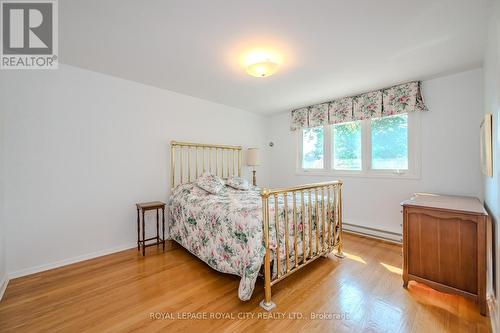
[246,59,279,78]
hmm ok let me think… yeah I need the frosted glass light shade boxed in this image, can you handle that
[247,148,260,166]
[246,60,278,78]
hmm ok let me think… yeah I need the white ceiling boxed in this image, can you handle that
[60,0,492,114]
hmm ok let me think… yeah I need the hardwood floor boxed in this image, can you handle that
[0,234,491,333]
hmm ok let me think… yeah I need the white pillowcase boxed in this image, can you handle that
[196,172,225,194]
[226,176,250,191]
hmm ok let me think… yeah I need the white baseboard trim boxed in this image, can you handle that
[343,222,402,244]
[0,274,9,301]
[488,295,499,333]
[8,242,136,280]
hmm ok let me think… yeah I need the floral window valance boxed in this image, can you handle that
[290,81,427,131]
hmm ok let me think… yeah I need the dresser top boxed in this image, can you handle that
[401,193,487,215]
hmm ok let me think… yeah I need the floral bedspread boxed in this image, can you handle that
[169,183,324,301]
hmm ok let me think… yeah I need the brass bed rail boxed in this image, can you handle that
[259,181,344,311]
[169,141,344,311]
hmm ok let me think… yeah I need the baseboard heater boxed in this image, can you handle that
[343,222,402,244]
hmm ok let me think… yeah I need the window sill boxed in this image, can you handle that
[295,169,421,180]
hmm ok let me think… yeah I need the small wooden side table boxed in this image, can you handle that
[136,201,166,256]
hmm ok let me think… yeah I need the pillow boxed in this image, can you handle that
[226,176,250,191]
[196,172,225,194]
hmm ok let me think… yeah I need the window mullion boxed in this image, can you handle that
[361,119,371,172]
[324,125,331,170]
[297,130,303,170]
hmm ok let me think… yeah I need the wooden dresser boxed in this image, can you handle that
[401,193,489,315]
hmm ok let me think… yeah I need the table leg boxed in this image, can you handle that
[142,210,146,256]
[156,208,159,247]
[162,207,165,251]
[137,208,140,251]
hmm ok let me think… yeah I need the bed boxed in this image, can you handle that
[169,141,344,311]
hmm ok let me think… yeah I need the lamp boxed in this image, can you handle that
[246,148,260,186]
[246,59,279,78]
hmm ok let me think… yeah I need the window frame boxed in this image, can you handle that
[296,112,421,179]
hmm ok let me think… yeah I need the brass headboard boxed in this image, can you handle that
[170,141,243,188]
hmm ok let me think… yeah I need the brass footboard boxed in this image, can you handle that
[259,181,344,311]
[169,141,343,310]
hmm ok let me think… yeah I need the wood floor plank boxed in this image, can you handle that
[0,234,491,333]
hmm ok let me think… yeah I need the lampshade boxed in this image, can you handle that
[246,60,279,78]
[246,148,260,166]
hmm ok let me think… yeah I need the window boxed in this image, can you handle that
[371,114,408,170]
[333,121,362,170]
[301,127,324,169]
[298,113,419,178]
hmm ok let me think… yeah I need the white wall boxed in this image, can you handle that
[483,0,500,329]
[0,64,269,276]
[0,109,6,297]
[266,69,484,238]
